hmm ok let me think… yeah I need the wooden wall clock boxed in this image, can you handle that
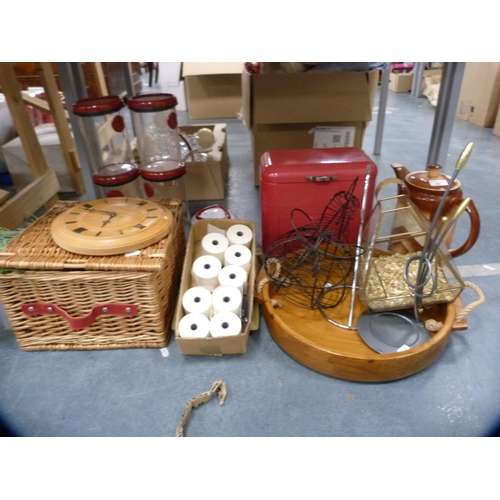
[50,198,174,256]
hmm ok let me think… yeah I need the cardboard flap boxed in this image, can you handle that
[246,70,376,127]
[182,62,243,77]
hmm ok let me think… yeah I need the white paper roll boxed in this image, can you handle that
[201,232,229,263]
[218,265,248,292]
[226,224,253,248]
[182,286,213,317]
[178,313,210,338]
[192,255,222,287]
[224,244,252,274]
[209,311,242,337]
[212,285,243,315]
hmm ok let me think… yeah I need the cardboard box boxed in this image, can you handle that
[180,123,228,200]
[388,72,413,92]
[388,68,443,93]
[1,123,75,193]
[3,120,228,200]
[456,62,500,128]
[182,63,244,120]
[493,104,500,137]
[424,68,443,78]
[422,74,442,106]
[174,218,256,355]
[241,69,379,185]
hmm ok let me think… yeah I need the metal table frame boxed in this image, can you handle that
[375,62,465,169]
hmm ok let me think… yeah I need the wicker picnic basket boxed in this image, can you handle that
[0,198,186,351]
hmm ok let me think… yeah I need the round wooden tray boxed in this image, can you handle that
[260,282,456,382]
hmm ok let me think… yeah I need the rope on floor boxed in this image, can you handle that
[175,380,227,437]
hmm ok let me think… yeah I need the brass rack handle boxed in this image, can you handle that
[375,177,406,199]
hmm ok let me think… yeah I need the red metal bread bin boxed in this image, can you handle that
[260,147,378,253]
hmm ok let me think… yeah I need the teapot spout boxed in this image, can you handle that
[391,162,409,180]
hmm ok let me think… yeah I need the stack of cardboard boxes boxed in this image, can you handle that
[388,66,443,94]
[241,69,379,185]
[181,63,380,187]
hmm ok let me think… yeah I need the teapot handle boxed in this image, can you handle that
[448,197,481,258]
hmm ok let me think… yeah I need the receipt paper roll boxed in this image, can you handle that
[192,255,222,287]
[223,244,252,274]
[178,313,210,338]
[226,224,253,248]
[212,285,243,315]
[218,265,248,292]
[182,286,212,317]
[209,311,242,337]
[201,232,229,263]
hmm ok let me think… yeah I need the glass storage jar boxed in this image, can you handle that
[72,95,141,198]
[128,93,189,220]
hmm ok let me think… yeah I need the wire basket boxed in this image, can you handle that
[263,180,363,310]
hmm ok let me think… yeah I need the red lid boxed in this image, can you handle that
[141,163,186,182]
[261,148,377,184]
[73,96,124,116]
[91,163,139,186]
[128,93,178,112]
[195,205,232,220]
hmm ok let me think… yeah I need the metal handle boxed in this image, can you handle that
[306,175,338,182]
[22,303,138,330]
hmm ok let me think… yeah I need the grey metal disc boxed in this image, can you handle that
[357,309,431,354]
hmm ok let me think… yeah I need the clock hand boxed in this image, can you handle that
[87,208,117,217]
[101,211,118,227]
[99,210,117,217]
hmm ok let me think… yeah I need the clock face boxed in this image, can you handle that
[50,198,174,256]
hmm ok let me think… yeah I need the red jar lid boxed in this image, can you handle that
[128,93,178,112]
[73,96,124,116]
[92,163,140,186]
[141,162,186,181]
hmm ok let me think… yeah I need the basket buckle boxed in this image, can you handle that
[22,303,138,330]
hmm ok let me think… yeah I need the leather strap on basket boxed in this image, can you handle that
[21,303,138,330]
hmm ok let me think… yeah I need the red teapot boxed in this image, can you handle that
[391,162,480,258]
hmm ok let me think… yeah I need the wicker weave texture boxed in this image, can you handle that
[0,199,186,351]
[0,199,184,271]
